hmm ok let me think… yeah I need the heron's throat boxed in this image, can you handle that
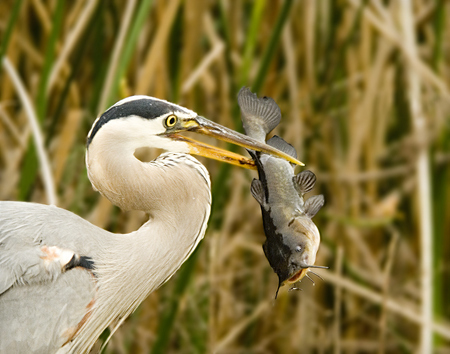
[86,142,211,219]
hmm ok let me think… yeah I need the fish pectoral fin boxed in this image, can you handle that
[250,178,267,207]
[304,194,325,218]
[267,135,297,160]
[293,170,316,195]
[238,87,281,140]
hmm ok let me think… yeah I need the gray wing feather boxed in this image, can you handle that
[0,202,104,294]
[0,201,102,353]
[1,269,95,354]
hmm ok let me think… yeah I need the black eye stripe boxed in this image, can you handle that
[87,98,182,146]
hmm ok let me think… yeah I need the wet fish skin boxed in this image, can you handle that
[250,151,324,286]
[238,87,325,294]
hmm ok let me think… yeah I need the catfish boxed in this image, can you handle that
[238,87,326,298]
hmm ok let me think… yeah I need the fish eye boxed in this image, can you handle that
[295,246,302,252]
[165,114,177,128]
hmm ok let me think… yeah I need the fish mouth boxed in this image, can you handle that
[284,264,328,285]
[285,268,308,284]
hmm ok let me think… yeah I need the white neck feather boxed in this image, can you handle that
[72,122,211,353]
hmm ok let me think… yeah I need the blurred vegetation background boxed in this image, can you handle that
[1,0,450,353]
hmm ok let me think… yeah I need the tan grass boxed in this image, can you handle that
[0,0,449,353]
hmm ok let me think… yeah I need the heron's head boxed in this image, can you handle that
[86,95,303,169]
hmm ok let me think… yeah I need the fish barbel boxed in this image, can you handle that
[238,87,326,298]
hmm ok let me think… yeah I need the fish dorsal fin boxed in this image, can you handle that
[304,195,325,218]
[238,87,281,141]
[267,135,297,160]
[293,170,316,195]
[250,178,266,207]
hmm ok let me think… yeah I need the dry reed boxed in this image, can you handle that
[0,0,449,353]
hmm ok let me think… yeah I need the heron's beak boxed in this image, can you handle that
[168,116,304,169]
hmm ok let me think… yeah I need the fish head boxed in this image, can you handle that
[263,216,323,297]
[262,234,292,286]
[283,217,321,284]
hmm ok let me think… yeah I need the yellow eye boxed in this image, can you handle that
[165,114,177,127]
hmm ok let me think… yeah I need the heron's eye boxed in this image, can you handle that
[295,246,302,252]
[165,115,177,128]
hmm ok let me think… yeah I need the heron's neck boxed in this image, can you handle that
[73,143,211,352]
[86,140,211,218]
[86,139,211,270]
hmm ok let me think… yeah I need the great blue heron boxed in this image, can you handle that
[0,95,303,353]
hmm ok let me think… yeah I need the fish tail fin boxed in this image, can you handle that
[238,87,281,142]
[293,170,316,195]
[267,135,297,160]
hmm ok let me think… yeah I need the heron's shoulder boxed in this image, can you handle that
[0,201,100,295]
[0,201,108,251]
[0,201,94,228]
